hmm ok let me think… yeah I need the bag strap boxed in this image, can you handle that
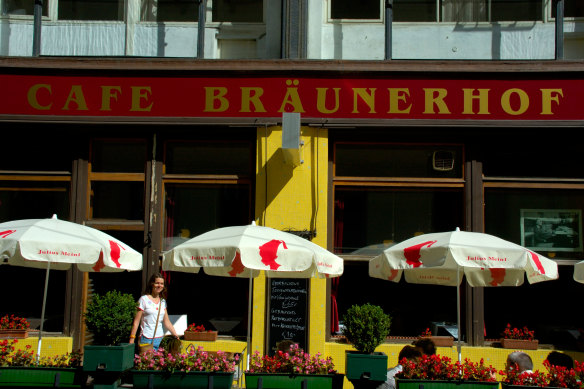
[151,298,163,344]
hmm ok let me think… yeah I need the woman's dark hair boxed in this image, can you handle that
[145,272,167,299]
[412,337,436,355]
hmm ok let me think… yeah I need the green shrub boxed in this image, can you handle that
[342,303,391,354]
[84,290,137,346]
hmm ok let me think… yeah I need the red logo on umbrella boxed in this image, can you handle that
[528,250,546,274]
[0,230,15,238]
[228,252,245,277]
[387,269,399,281]
[108,240,124,268]
[403,240,437,267]
[259,239,288,270]
[489,268,506,286]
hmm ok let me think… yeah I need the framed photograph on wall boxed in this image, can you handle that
[520,209,583,252]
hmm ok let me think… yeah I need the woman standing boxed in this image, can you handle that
[129,272,179,350]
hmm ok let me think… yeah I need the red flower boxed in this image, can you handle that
[0,315,30,331]
[502,323,535,341]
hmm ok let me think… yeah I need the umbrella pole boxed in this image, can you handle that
[37,260,51,361]
[456,268,461,363]
[246,273,253,371]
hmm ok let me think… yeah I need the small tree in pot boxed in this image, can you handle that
[342,303,392,385]
[85,290,136,346]
[83,290,138,387]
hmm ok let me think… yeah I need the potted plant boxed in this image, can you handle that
[500,324,539,350]
[132,345,237,389]
[245,344,343,389]
[83,290,137,387]
[183,323,218,341]
[396,354,499,388]
[0,315,30,339]
[0,339,84,387]
[342,303,392,384]
[418,327,454,347]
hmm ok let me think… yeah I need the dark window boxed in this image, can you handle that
[212,0,263,22]
[331,0,380,20]
[2,0,48,16]
[552,0,584,18]
[165,141,252,176]
[91,140,146,173]
[394,0,436,22]
[59,0,123,21]
[491,0,543,21]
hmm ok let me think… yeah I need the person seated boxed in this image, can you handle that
[546,351,574,369]
[506,351,534,374]
[412,337,436,356]
[378,345,422,389]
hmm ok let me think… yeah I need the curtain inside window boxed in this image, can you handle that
[141,0,157,21]
[442,0,487,22]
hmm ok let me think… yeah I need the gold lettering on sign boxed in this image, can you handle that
[27,84,52,110]
[501,88,529,115]
[62,85,88,111]
[352,88,376,114]
[240,87,266,113]
[316,88,341,114]
[423,88,450,114]
[540,89,563,115]
[204,87,229,112]
[279,80,305,113]
[462,88,490,114]
[100,86,122,111]
[130,86,153,112]
[387,88,412,114]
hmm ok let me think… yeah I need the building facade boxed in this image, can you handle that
[1,0,584,377]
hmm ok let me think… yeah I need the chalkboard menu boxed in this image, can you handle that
[266,278,309,356]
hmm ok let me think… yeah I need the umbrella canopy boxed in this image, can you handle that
[162,222,343,373]
[0,215,142,357]
[162,222,343,278]
[369,228,558,361]
[574,260,584,283]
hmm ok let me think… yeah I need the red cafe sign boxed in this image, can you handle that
[0,75,580,120]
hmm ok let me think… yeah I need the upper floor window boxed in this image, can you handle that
[552,0,584,18]
[59,0,124,20]
[141,0,263,23]
[330,0,545,22]
[2,0,47,16]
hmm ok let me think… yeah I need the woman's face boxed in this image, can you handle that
[152,277,165,295]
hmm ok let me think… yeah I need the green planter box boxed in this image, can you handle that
[0,366,82,387]
[83,343,135,372]
[345,351,387,382]
[396,379,500,389]
[245,373,344,389]
[132,370,234,389]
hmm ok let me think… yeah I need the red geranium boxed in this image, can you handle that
[502,323,535,341]
[0,315,30,330]
[186,323,210,332]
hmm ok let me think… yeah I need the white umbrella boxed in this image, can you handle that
[574,260,584,283]
[369,227,558,361]
[162,221,343,370]
[0,214,142,357]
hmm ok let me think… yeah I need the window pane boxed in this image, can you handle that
[163,183,252,336]
[59,0,123,20]
[552,0,584,18]
[335,143,463,178]
[334,188,463,254]
[91,140,147,173]
[442,0,487,22]
[485,188,584,260]
[394,0,436,22]
[165,141,252,176]
[212,0,263,22]
[142,0,199,22]
[91,181,144,220]
[1,130,72,172]
[0,181,70,220]
[491,0,542,21]
[2,0,48,16]
[331,0,380,19]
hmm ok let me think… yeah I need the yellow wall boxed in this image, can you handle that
[7,336,73,358]
[253,125,329,356]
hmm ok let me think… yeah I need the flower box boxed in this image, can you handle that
[0,329,28,339]
[183,330,218,341]
[501,385,562,389]
[0,366,82,387]
[345,351,388,382]
[132,370,234,389]
[419,336,454,347]
[82,343,135,372]
[397,379,499,389]
[500,338,539,350]
[245,373,344,389]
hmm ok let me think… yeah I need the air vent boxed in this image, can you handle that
[432,150,455,171]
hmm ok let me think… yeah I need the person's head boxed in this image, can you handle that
[412,338,436,355]
[506,351,533,373]
[146,272,167,299]
[397,345,422,364]
[546,351,574,369]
